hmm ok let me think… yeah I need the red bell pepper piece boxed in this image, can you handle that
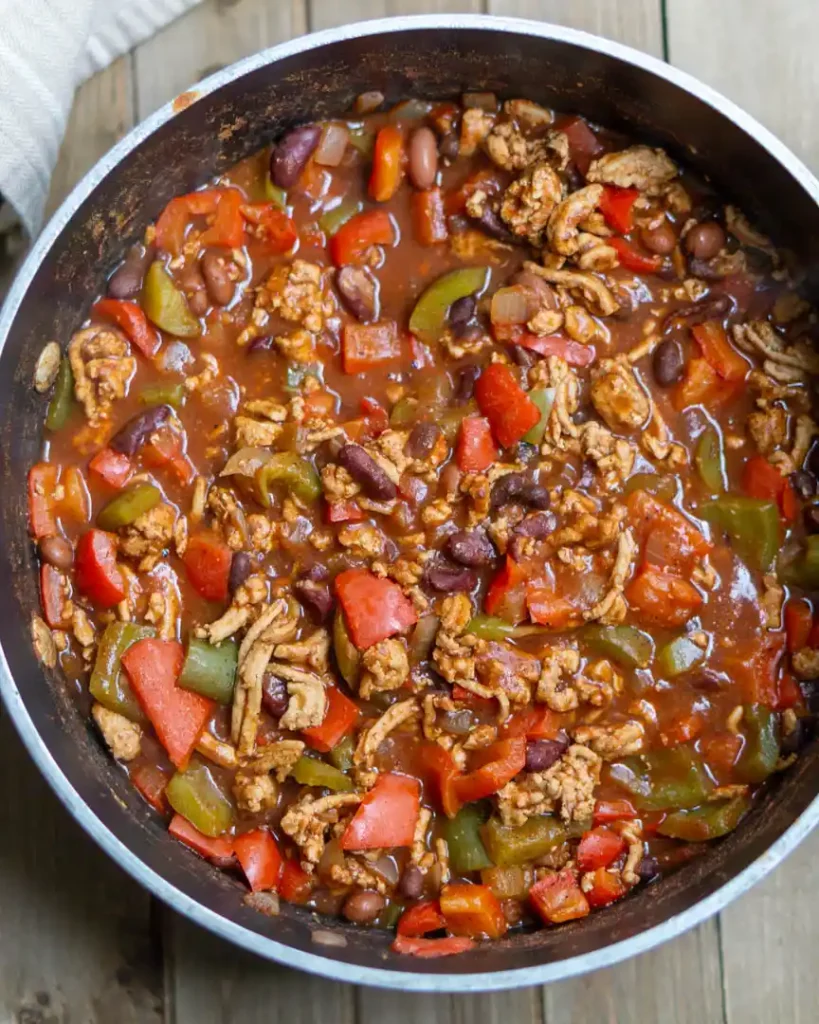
[445,168,501,216]
[341,772,421,850]
[422,744,460,819]
[476,363,540,448]
[501,705,565,740]
[131,763,170,814]
[585,867,627,909]
[451,737,526,813]
[369,125,406,202]
[75,529,126,607]
[593,798,638,826]
[234,829,284,892]
[359,396,390,435]
[324,499,365,524]
[155,187,244,254]
[28,463,59,539]
[777,672,803,711]
[701,732,743,777]
[484,556,528,624]
[40,563,66,628]
[692,321,749,382]
[240,202,298,253]
[785,598,813,652]
[577,827,627,871]
[397,900,446,937]
[91,298,161,358]
[608,236,662,274]
[560,116,604,175]
[122,638,213,769]
[59,466,91,524]
[440,883,508,940]
[342,321,401,374]
[330,209,395,266]
[456,416,498,472]
[169,814,234,861]
[142,426,195,487]
[742,455,797,522]
[526,587,580,629]
[598,185,640,234]
[723,632,785,707]
[672,356,742,412]
[278,859,314,904]
[182,532,232,602]
[391,934,475,958]
[627,489,712,572]
[301,684,359,752]
[529,868,590,924]
[512,332,596,367]
[411,188,448,246]
[89,448,134,489]
[625,564,703,628]
[334,568,417,649]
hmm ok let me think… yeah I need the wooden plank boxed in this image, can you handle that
[309,0,485,33]
[0,713,163,1022]
[668,9,819,1023]
[486,0,664,56]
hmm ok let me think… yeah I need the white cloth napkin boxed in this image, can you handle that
[0,0,203,238]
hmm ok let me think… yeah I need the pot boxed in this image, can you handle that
[1,13,818,993]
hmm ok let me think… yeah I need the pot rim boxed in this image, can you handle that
[3,12,819,993]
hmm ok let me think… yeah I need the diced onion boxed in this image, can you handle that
[244,891,280,917]
[370,855,400,886]
[312,929,348,948]
[220,446,271,478]
[353,91,384,115]
[490,286,530,326]
[315,124,350,167]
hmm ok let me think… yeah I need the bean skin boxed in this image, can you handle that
[453,365,481,403]
[490,473,526,509]
[446,529,496,567]
[247,335,275,354]
[425,558,478,593]
[640,220,677,256]
[519,483,550,510]
[200,249,235,307]
[342,890,385,925]
[107,243,155,299]
[399,865,425,900]
[293,578,334,621]
[338,444,397,501]
[662,293,732,332]
[637,856,660,883]
[228,551,253,595]
[270,124,321,187]
[336,265,378,323]
[38,535,73,570]
[448,294,476,330]
[792,471,816,500]
[525,738,568,772]
[685,221,726,260]
[109,404,172,455]
[406,422,441,460]
[408,127,439,190]
[653,338,686,387]
[261,675,289,717]
[514,512,555,539]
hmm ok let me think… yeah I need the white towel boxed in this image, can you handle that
[0,0,203,238]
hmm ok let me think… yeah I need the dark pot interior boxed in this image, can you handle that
[1,18,818,989]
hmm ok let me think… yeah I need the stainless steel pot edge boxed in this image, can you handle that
[2,12,819,993]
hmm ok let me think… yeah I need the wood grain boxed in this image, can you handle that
[309,0,485,33]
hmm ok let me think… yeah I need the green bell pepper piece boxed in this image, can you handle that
[700,497,780,571]
[381,902,404,930]
[389,396,420,427]
[329,734,355,772]
[284,362,322,393]
[333,609,360,687]
[481,815,567,867]
[778,534,819,589]
[291,755,354,792]
[142,261,201,338]
[46,357,75,431]
[658,795,750,842]
[89,622,155,722]
[264,177,288,208]
[347,125,375,156]
[623,472,677,503]
[609,745,714,811]
[446,803,492,874]
[694,427,725,493]
[178,638,238,704]
[522,388,555,445]
[466,615,518,641]
[97,483,161,531]
[656,635,706,678]
[166,763,234,837]
[736,704,780,783]
[140,382,186,408]
[582,625,654,669]
[257,453,320,505]
[409,267,490,344]
[319,199,363,236]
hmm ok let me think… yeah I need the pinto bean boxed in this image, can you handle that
[525,738,568,772]
[406,422,441,460]
[439,132,459,161]
[228,551,253,595]
[107,243,155,299]
[261,674,289,717]
[652,338,686,387]
[446,529,496,567]
[685,221,726,260]
[342,890,386,924]
[338,443,397,501]
[177,262,209,316]
[408,127,439,190]
[293,578,334,621]
[39,535,73,570]
[109,404,172,455]
[270,124,322,188]
[336,266,378,322]
[640,220,677,256]
[399,865,425,900]
[201,249,236,306]
[425,558,478,593]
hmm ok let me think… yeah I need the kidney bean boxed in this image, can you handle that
[177,261,209,316]
[439,462,461,498]
[640,220,677,256]
[293,578,334,621]
[399,865,425,900]
[662,293,732,333]
[637,856,660,883]
[312,888,346,917]
[248,334,275,354]
[342,890,386,925]
[446,529,496,567]
[439,132,459,161]
[803,505,819,534]
[109,404,172,455]
[425,558,478,593]
[453,364,481,403]
[261,674,289,717]
[406,422,441,460]
[338,443,397,501]
[525,738,568,772]
[490,473,526,509]
[336,265,378,322]
[685,220,726,260]
[511,345,536,369]
[652,338,686,387]
[514,512,555,539]
[472,205,517,244]
[689,669,727,692]
[38,535,73,570]
[520,482,550,510]
[107,243,155,299]
[302,563,329,582]
[448,294,476,330]
[792,470,816,500]
[408,127,439,190]
[270,124,322,188]
[441,709,475,735]
[201,249,235,306]
[228,551,253,595]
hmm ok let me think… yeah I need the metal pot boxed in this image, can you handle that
[1,13,817,993]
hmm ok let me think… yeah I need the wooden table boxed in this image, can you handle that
[3,1,818,1020]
